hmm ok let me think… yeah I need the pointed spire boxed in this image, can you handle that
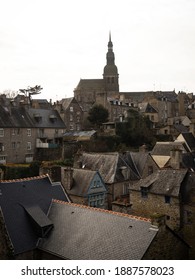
[109,31,111,42]
[108,31,113,49]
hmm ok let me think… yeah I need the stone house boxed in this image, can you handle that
[61,167,108,209]
[0,104,36,164]
[38,200,189,260]
[138,102,159,127]
[73,152,139,209]
[54,97,83,131]
[0,100,66,163]
[129,169,188,231]
[0,175,69,259]
[112,150,159,214]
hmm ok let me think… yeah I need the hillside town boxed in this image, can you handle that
[0,34,195,260]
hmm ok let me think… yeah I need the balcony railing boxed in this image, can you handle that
[36,139,59,148]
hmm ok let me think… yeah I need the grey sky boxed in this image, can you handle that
[0,0,195,101]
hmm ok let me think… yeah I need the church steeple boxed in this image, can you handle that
[103,32,119,92]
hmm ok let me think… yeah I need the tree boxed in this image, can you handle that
[116,109,155,148]
[87,104,109,128]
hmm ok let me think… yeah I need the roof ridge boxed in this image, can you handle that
[0,174,48,183]
[52,199,151,222]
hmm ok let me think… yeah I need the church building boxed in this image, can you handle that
[74,33,120,114]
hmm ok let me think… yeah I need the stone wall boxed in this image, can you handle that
[130,191,181,230]
[144,226,189,260]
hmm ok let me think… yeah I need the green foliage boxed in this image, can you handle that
[87,104,109,128]
[116,109,155,148]
[3,161,41,180]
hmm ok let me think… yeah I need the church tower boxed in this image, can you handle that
[103,32,119,92]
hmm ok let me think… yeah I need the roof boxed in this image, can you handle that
[139,103,158,113]
[63,130,96,142]
[28,108,66,128]
[58,97,78,110]
[0,105,34,128]
[79,152,139,183]
[122,151,154,178]
[174,124,189,133]
[176,133,195,151]
[75,79,105,91]
[0,175,69,255]
[66,169,106,197]
[39,200,158,260]
[0,106,66,129]
[119,90,177,103]
[151,142,188,155]
[130,169,187,197]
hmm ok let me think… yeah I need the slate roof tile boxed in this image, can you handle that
[39,200,157,260]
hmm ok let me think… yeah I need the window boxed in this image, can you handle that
[27,129,31,136]
[70,114,73,121]
[165,195,171,204]
[88,194,105,207]
[123,183,129,195]
[141,187,148,198]
[112,77,114,83]
[12,142,16,149]
[70,106,73,112]
[0,143,4,152]
[27,142,31,150]
[0,129,4,137]
[69,123,74,130]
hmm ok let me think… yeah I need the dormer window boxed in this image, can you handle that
[34,114,42,123]
[49,115,57,122]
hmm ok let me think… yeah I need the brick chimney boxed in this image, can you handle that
[62,167,73,190]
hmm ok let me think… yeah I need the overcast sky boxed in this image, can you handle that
[0,0,195,101]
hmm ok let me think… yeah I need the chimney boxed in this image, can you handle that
[62,167,73,190]
[150,214,166,232]
[170,148,182,169]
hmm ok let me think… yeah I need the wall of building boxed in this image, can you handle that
[130,191,181,230]
[0,127,37,163]
[143,226,189,260]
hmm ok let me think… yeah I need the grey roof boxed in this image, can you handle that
[0,105,34,128]
[39,201,158,260]
[67,169,107,197]
[0,175,69,255]
[58,97,78,110]
[119,91,177,103]
[151,142,188,155]
[180,133,195,151]
[28,108,66,128]
[80,152,139,183]
[130,169,187,197]
[63,130,96,141]
[122,151,154,178]
[139,103,158,113]
[174,124,189,133]
[0,105,66,129]
[75,79,105,91]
